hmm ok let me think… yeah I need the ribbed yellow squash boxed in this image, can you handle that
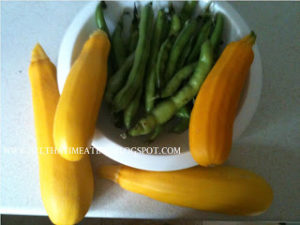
[54,30,110,161]
[29,44,94,225]
[189,32,256,166]
[98,165,273,216]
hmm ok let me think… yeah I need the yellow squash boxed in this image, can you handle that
[29,44,94,225]
[54,30,110,161]
[98,165,273,216]
[189,32,256,166]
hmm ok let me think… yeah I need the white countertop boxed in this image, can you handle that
[1,1,299,221]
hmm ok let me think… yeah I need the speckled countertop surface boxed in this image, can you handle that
[1,1,299,221]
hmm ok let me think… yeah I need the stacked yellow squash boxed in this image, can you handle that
[29,30,110,224]
[29,44,93,224]
[53,30,110,161]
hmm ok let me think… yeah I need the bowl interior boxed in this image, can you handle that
[70,1,247,154]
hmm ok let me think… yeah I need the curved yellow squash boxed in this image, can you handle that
[54,30,110,161]
[98,165,273,216]
[189,32,256,166]
[29,44,94,225]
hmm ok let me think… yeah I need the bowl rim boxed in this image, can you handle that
[57,1,262,171]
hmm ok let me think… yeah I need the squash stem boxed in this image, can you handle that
[97,165,121,183]
[242,31,256,46]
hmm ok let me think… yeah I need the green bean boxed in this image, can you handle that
[155,14,181,89]
[145,9,168,113]
[164,19,198,82]
[128,3,139,53]
[95,1,110,37]
[161,11,170,43]
[178,15,206,68]
[148,125,163,142]
[105,53,134,103]
[145,70,157,112]
[187,19,213,63]
[112,12,128,69]
[176,105,190,118]
[161,62,197,98]
[124,88,142,129]
[113,3,154,112]
[128,31,139,53]
[172,117,189,133]
[168,2,175,16]
[210,13,224,51]
[129,40,213,136]
[177,36,195,69]
[170,43,212,109]
[180,0,198,22]
[169,14,182,36]
[171,105,191,133]
[155,39,173,89]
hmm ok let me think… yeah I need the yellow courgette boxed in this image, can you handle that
[98,165,273,216]
[190,32,256,166]
[29,44,94,225]
[54,30,110,161]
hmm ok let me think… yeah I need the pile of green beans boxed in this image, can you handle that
[96,1,224,140]
[129,40,214,136]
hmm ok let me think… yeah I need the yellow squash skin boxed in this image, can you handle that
[29,44,94,225]
[98,165,273,216]
[54,30,110,161]
[189,32,256,166]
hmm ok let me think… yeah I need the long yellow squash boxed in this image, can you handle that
[98,165,273,216]
[29,44,94,225]
[54,30,110,161]
[189,32,256,166]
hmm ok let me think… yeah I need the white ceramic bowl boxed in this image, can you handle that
[57,1,262,171]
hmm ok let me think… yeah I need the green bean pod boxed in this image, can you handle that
[145,69,158,113]
[148,125,163,142]
[180,0,198,22]
[145,9,168,113]
[155,38,173,89]
[172,105,191,133]
[161,62,197,98]
[168,14,181,36]
[170,41,212,108]
[128,3,139,53]
[128,31,139,53]
[124,88,142,129]
[105,53,134,103]
[112,12,128,69]
[129,40,213,136]
[172,117,189,133]
[164,19,198,82]
[168,2,175,16]
[176,105,190,119]
[210,13,224,51]
[187,19,213,63]
[113,3,154,112]
[177,36,195,69]
[155,14,181,89]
